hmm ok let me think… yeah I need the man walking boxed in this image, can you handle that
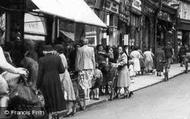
[76,37,95,101]
[164,42,174,68]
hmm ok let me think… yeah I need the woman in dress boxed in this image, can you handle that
[37,45,66,118]
[130,47,141,76]
[116,46,130,98]
[143,48,154,73]
[54,44,76,116]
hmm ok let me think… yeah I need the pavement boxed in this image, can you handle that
[85,63,189,108]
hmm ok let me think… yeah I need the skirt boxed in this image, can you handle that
[60,70,76,101]
[78,70,94,90]
[117,66,130,88]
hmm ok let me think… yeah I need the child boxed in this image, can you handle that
[90,64,103,100]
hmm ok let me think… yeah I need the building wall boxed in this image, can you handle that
[179,1,190,20]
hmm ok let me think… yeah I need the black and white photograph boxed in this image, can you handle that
[0,0,190,119]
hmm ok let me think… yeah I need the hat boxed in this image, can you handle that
[54,44,64,53]
[42,45,53,51]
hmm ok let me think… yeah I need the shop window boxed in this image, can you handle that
[0,13,6,45]
[24,13,46,41]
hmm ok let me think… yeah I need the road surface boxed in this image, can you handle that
[67,73,190,119]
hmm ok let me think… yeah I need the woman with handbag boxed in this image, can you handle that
[116,46,130,98]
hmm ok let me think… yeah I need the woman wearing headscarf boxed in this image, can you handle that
[37,45,66,118]
[54,44,76,117]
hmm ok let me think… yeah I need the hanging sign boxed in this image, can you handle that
[105,0,119,14]
[132,0,142,11]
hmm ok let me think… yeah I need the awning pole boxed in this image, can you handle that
[57,18,60,37]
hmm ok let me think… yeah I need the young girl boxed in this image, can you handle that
[90,64,103,100]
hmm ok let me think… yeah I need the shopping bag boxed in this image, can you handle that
[0,75,9,94]
[9,83,39,105]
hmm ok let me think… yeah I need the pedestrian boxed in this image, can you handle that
[90,63,103,100]
[155,46,165,76]
[20,55,38,90]
[163,42,174,68]
[138,48,145,75]
[107,46,115,63]
[24,39,38,62]
[75,37,95,101]
[69,43,81,71]
[178,44,187,67]
[96,44,109,95]
[37,45,66,118]
[130,47,141,76]
[143,48,154,73]
[116,46,130,98]
[54,44,76,117]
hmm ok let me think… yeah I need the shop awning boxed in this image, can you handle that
[59,30,74,41]
[31,0,107,28]
[177,18,190,31]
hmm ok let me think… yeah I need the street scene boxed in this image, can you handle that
[68,72,190,119]
[0,0,190,119]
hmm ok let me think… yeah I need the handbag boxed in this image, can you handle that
[0,75,9,95]
[9,76,39,105]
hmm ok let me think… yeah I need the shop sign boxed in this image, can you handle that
[132,0,142,12]
[85,0,103,9]
[177,31,182,39]
[120,0,130,16]
[105,0,119,14]
[123,34,129,45]
[158,11,172,22]
[85,26,97,46]
[144,7,154,15]
[85,31,97,46]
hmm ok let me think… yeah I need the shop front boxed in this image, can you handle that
[118,0,130,46]
[156,4,177,48]
[142,0,157,51]
[102,0,120,46]
[129,0,142,49]
[177,18,190,46]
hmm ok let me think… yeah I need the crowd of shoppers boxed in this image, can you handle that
[0,31,184,119]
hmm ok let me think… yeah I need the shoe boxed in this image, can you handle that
[129,92,134,98]
[64,111,75,117]
[94,98,100,100]
[79,106,86,111]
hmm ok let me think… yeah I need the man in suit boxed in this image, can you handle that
[76,38,95,100]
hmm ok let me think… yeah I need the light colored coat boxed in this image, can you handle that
[117,53,130,88]
[130,50,141,72]
[75,45,95,71]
